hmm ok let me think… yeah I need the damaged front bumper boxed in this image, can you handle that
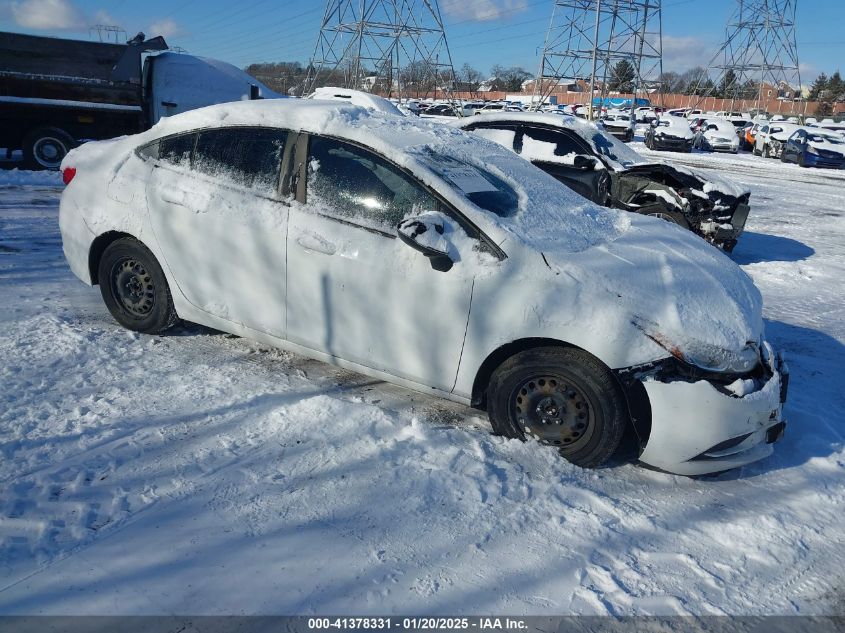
[629,344,789,476]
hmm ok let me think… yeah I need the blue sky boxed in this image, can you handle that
[1,0,842,82]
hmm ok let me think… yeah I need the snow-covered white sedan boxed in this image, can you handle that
[59,100,788,476]
[694,118,740,153]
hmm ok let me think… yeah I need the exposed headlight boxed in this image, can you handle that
[807,145,820,155]
[635,320,761,373]
[682,341,760,373]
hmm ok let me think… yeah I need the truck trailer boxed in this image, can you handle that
[1,31,279,169]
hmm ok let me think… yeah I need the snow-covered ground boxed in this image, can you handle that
[1,150,843,616]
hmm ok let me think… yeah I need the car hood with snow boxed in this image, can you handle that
[539,214,763,364]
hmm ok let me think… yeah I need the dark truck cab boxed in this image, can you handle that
[1,31,274,169]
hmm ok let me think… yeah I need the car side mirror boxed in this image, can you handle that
[650,120,658,128]
[397,215,454,272]
[573,155,598,170]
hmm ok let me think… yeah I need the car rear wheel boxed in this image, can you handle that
[645,209,690,229]
[487,347,627,468]
[97,238,179,334]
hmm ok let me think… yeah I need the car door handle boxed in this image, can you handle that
[159,189,188,207]
[295,232,336,256]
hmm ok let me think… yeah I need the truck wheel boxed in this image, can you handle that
[487,347,627,468]
[23,127,76,170]
[97,238,179,334]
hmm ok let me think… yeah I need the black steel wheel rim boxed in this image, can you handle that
[112,257,156,318]
[512,375,595,448]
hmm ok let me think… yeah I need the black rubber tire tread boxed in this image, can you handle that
[22,126,75,170]
[645,209,690,229]
[97,237,179,334]
[487,347,627,469]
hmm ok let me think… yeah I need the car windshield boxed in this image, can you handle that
[411,143,627,254]
[415,150,519,217]
[588,129,644,169]
[807,133,842,144]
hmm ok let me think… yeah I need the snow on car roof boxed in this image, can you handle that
[451,111,649,171]
[71,99,630,255]
[702,118,737,132]
[306,87,404,117]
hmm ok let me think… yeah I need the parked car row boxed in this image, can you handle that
[58,98,788,477]
[645,111,845,168]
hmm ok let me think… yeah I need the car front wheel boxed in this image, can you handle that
[487,347,627,468]
[645,209,690,229]
[97,237,179,334]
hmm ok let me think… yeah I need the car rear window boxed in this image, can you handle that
[193,127,288,195]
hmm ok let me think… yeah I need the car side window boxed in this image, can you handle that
[193,127,287,196]
[466,124,518,151]
[306,136,439,232]
[517,126,587,162]
[140,133,195,166]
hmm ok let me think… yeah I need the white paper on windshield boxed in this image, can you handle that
[442,166,498,193]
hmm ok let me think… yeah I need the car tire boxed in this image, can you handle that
[762,144,770,158]
[753,146,761,156]
[798,153,807,168]
[645,209,690,229]
[22,127,76,170]
[487,347,627,468]
[98,237,179,334]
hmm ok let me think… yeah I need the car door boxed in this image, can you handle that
[788,130,804,160]
[144,126,292,336]
[516,125,607,204]
[285,134,475,391]
[756,125,769,151]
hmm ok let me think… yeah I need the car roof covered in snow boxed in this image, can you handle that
[451,111,649,171]
[306,87,405,116]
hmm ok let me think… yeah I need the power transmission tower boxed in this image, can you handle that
[89,25,127,43]
[303,0,457,99]
[533,1,663,118]
[697,0,802,114]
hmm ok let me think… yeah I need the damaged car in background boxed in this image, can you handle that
[59,100,787,477]
[644,115,695,152]
[454,112,751,251]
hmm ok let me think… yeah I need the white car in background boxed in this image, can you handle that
[306,87,405,117]
[694,117,741,153]
[58,99,788,476]
[644,115,696,151]
[754,122,801,158]
[598,112,635,142]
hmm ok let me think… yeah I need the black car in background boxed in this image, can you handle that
[455,113,751,251]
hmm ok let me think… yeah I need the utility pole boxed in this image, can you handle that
[303,0,457,100]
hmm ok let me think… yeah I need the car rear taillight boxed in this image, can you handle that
[62,167,76,185]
